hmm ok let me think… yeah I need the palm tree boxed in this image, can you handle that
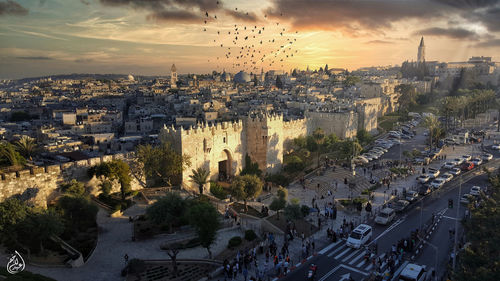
[15,136,37,161]
[423,115,440,151]
[189,167,210,195]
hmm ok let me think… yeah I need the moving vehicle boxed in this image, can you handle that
[460,162,474,171]
[460,194,473,204]
[426,168,440,179]
[398,263,431,281]
[482,153,493,161]
[417,174,430,184]
[462,155,472,161]
[450,168,461,176]
[453,158,464,165]
[442,162,456,169]
[471,158,482,166]
[418,185,432,196]
[430,178,446,189]
[392,200,410,213]
[347,224,372,249]
[375,208,396,225]
[438,172,453,183]
[405,190,419,202]
[307,264,317,280]
[492,144,500,150]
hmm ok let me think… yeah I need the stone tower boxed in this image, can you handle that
[417,37,425,64]
[170,64,178,88]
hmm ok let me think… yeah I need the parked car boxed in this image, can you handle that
[417,174,430,184]
[471,158,483,166]
[392,200,410,213]
[375,208,396,225]
[405,190,419,202]
[482,153,493,161]
[470,186,482,196]
[353,156,369,164]
[398,263,432,281]
[491,144,500,150]
[442,162,456,169]
[450,167,461,176]
[438,172,453,182]
[453,158,464,165]
[418,185,432,196]
[430,178,446,189]
[346,224,373,249]
[460,162,474,171]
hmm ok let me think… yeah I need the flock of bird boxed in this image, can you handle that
[202,2,300,73]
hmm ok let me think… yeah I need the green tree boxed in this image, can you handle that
[15,136,38,161]
[240,154,262,177]
[146,192,186,233]
[343,75,361,88]
[16,210,64,254]
[356,129,373,146]
[230,174,263,211]
[0,141,26,168]
[187,201,220,258]
[395,84,417,112]
[0,198,28,244]
[60,179,86,196]
[189,167,210,195]
[423,115,443,151]
[100,180,113,196]
[56,195,98,232]
[284,202,303,221]
[269,198,286,220]
[284,155,305,173]
[88,160,131,200]
[136,142,191,187]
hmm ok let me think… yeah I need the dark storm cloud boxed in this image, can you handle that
[99,0,219,11]
[224,9,258,22]
[0,0,28,16]
[16,56,53,60]
[474,38,500,47]
[414,27,479,39]
[147,9,202,23]
[265,0,500,34]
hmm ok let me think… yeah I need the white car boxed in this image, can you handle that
[470,186,481,196]
[417,174,430,184]
[426,168,440,179]
[471,158,483,166]
[442,162,456,169]
[353,156,369,164]
[370,150,384,156]
[462,155,472,161]
[450,168,461,176]
[373,147,388,153]
[438,172,453,182]
[346,224,372,249]
[460,194,473,204]
[482,153,493,161]
[453,158,464,165]
[405,190,419,202]
[430,178,446,189]
[492,144,500,150]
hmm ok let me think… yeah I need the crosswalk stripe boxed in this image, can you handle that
[356,259,367,268]
[348,250,366,265]
[342,249,361,262]
[334,247,352,260]
[365,263,373,271]
[319,241,342,255]
[327,244,347,257]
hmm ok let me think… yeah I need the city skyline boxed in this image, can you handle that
[1,0,499,79]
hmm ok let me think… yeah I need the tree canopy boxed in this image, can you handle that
[146,192,187,233]
[189,167,210,194]
[88,159,132,200]
[187,201,220,258]
[230,174,263,211]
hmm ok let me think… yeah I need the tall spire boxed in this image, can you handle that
[417,37,425,63]
[419,36,424,47]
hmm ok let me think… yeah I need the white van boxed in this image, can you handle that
[375,208,395,225]
[398,263,430,281]
[346,224,372,249]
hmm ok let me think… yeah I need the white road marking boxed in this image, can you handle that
[319,241,342,255]
[335,247,352,260]
[442,215,459,220]
[368,218,404,245]
[342,249,361,262]
[348,250,366,265]
[327,244,347,257]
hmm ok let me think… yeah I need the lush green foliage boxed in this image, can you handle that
[136,141,191,187]
[15,136,38,160]
[284,155,305,173]
[244,229,257,241]
[230,174,263,209]
[146,192,187,232]
[60,179,86,196]
[187,201,220,258]
[240,154,262,177]
[284,202,303,221]
[356,129,374,146]
[0,141,26,168]
[209,181,228,200]
[265,173,290,187]
[269,197,286,220]
[454,172,500,280]
[189,167,210,194]
[88,159,131,200]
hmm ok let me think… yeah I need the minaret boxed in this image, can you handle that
[417,37,425,64]
[170,64,178,88]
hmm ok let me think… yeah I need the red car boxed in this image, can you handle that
[461,162,474,171]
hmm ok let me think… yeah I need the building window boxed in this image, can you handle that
[223,137,226,143]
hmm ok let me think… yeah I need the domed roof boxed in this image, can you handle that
[127,74,134,81]
[234,71,251,83]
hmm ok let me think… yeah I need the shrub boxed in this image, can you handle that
[100,180,112,196]
[284,156,305,173]
[228,236,242,248]
[210,182,227,200]
[300,205,310,217]
[265,173,290,187]
[244,229,257,241]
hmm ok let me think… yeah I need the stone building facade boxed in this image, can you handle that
[160,111,372,192]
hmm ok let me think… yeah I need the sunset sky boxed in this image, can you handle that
[0,0,499,79]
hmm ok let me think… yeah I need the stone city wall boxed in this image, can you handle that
[0,152,142,208]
